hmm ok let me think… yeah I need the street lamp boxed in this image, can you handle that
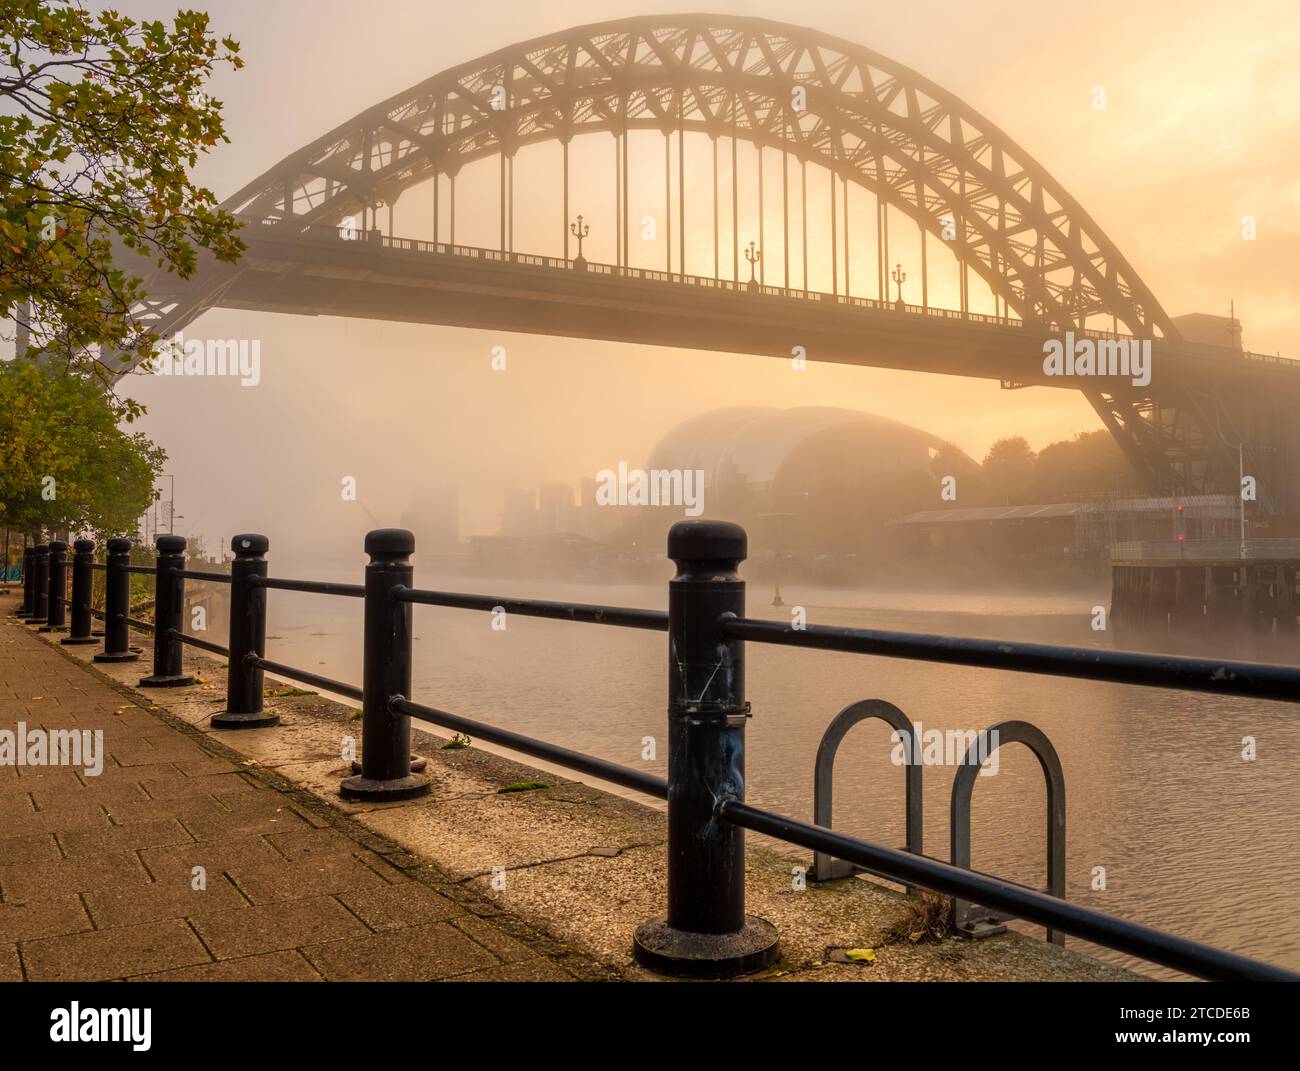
[155,473,177,534]
[745,240,762,286]
[570,215,590,269]
[891,263,907,306]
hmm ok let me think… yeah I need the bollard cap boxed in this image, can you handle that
[106,537,132,554]
[33,543,48,554]
[365,528,415,558]
[231,533,269,557]
[667,520,747,565]
[155,534,186,554]
[73,539,95,553]
[48,540,67,553]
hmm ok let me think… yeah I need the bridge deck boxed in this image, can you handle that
[140,220,1299,391]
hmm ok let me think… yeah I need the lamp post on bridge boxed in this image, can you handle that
[892,262,907,309]
[745,241,761,288]
[570,215,589,270]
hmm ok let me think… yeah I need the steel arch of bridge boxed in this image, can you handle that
[223,14,1178,342]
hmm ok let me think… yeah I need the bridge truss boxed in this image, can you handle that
[131,16,1293,511]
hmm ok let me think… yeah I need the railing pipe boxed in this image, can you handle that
[250,576,364,598]
[394,587,667,630]
[340,529,431,801]
[94,538,140,663]
[212,535,276,729]
[139,534,195,688]
[246,654,362,702]
[61,539,98,646]
[720,617,1300,703]
[716,797,1300,983]
[391,695,668,799]
[632,520,778,978]
[169,630,228,657]
[176,569,233,583]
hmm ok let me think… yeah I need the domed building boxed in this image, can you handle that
[636,406,973,562]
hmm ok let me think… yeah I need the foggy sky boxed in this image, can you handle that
[76,1,1300,557]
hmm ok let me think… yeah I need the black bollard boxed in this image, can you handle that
[139,534,195,687]
[28,543,49,625]
[39,540,67,632]
[16,546,35,618]
[211,534,277,729]
[62,539,98,646]
[632,520,778,978]
[95,538,140,663]
[340,529,431,801]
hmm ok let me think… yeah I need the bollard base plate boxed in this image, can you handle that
[94,650,140,663]
[339,771,431,802]
[61,636,99,646]
[138,674,196,688]
[351,756,427,774]
[211,710,281,730]
[633,914,779,978]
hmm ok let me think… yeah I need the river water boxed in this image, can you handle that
[248,570,1300,979]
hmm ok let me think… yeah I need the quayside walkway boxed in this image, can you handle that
[0,593,585,982]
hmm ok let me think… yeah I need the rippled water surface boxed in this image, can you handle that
[255,569,1300,978]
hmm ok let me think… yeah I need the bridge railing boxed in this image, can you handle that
[240,213,1300,366]
[1113,538,1300,562]
[34,521,1300,982]
[241,215,1143,337]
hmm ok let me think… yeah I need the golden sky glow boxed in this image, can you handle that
[107,0,1300,547]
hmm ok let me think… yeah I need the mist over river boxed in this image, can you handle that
[226,569,1300,979]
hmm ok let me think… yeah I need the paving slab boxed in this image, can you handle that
[0,606,586,981]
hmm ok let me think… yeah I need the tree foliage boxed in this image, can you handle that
[0,357,164,536]
[975,430,1142,507]
[1,0,244,374]
[981,436,1037,505]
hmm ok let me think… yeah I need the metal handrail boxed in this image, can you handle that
[391,695,668,799]
[394,586,668,630]
[716,799,1297,983]
[245,653,362,702]
[718,616,1300,702]
[74,525,1300,982]
[168,628,229,658]
[250,576,364,598]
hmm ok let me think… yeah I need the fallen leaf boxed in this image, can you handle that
[845,948,876,963]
